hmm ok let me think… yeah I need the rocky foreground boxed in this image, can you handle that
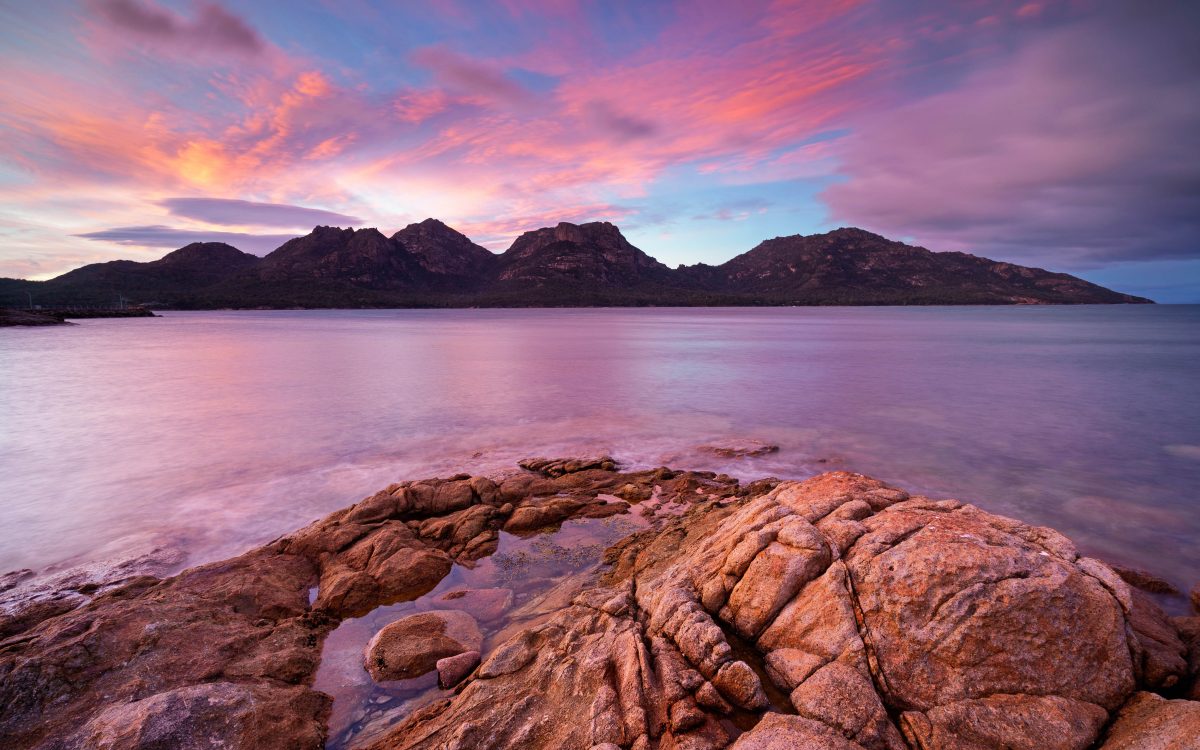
[1,459,1198,749]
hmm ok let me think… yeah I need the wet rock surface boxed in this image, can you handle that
[364,610,482,682]
[696,440,781,459]
[1,461,1196,750]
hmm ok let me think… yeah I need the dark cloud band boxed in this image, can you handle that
[158,198,363,229]
[77,225,295,255]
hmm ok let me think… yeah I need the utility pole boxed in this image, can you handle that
[27,291,33,310]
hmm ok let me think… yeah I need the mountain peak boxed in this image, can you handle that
[393,219,495,278]
[822,227,886,242]
[508,220,633,255]
[157,242,252,266]
[499,220,670,286]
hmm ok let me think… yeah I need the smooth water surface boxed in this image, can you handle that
[2,307,1198,594]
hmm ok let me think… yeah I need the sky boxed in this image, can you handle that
[1,1,1197,301]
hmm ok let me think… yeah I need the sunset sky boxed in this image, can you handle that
[1,1,1197,300]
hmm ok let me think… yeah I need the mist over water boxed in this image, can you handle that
[2,307,1198,596]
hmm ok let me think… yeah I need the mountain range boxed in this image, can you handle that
[0,220,1152,308]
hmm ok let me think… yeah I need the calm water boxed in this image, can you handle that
[2,307,1199,600]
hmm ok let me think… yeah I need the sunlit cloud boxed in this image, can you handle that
[0,0,1194,297]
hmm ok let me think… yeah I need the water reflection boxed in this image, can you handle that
[314,515,644,748]
[1,307,1198,597]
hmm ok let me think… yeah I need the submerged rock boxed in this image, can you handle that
[1,462,1196,750]
[364,610,483,682]
[1109,563,1180,595]
[696,440,780,459]
[518,456,618,477]
[422,587,514,622]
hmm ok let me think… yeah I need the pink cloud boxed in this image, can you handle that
[410,47,538,108]
[393,89,454,124]
[87,0,264,56]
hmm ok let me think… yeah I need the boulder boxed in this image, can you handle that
[364,610,483,682]
[844,502,1137,713]
[1099,691,1200,749]
[503,497,586,534]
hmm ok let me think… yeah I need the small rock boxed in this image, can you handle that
[503,498,584,534]
[424,588,513,622]
[1109,563,1180,595]
[364,610,482,682]
[668,698,706,732]
[698,439,780,459]
[713,660,769,711]
[695,681,732,714]
[518,456,617,477]
[437,650,480,688]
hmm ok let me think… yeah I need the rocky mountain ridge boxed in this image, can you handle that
[0,222,1152,308]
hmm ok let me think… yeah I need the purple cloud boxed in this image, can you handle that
[410,47,536,107]
[90,0,264,56]
[159,198,362,228]
[77,225,295,254]
[584,100,657,141]
[822,4,1200,267]
[692,197,771,222]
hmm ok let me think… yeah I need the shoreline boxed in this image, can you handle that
[1,458,1197,749]
[0,307,156,326]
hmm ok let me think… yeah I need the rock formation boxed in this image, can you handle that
[364,610,482,682]
[0,461,1194,749]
